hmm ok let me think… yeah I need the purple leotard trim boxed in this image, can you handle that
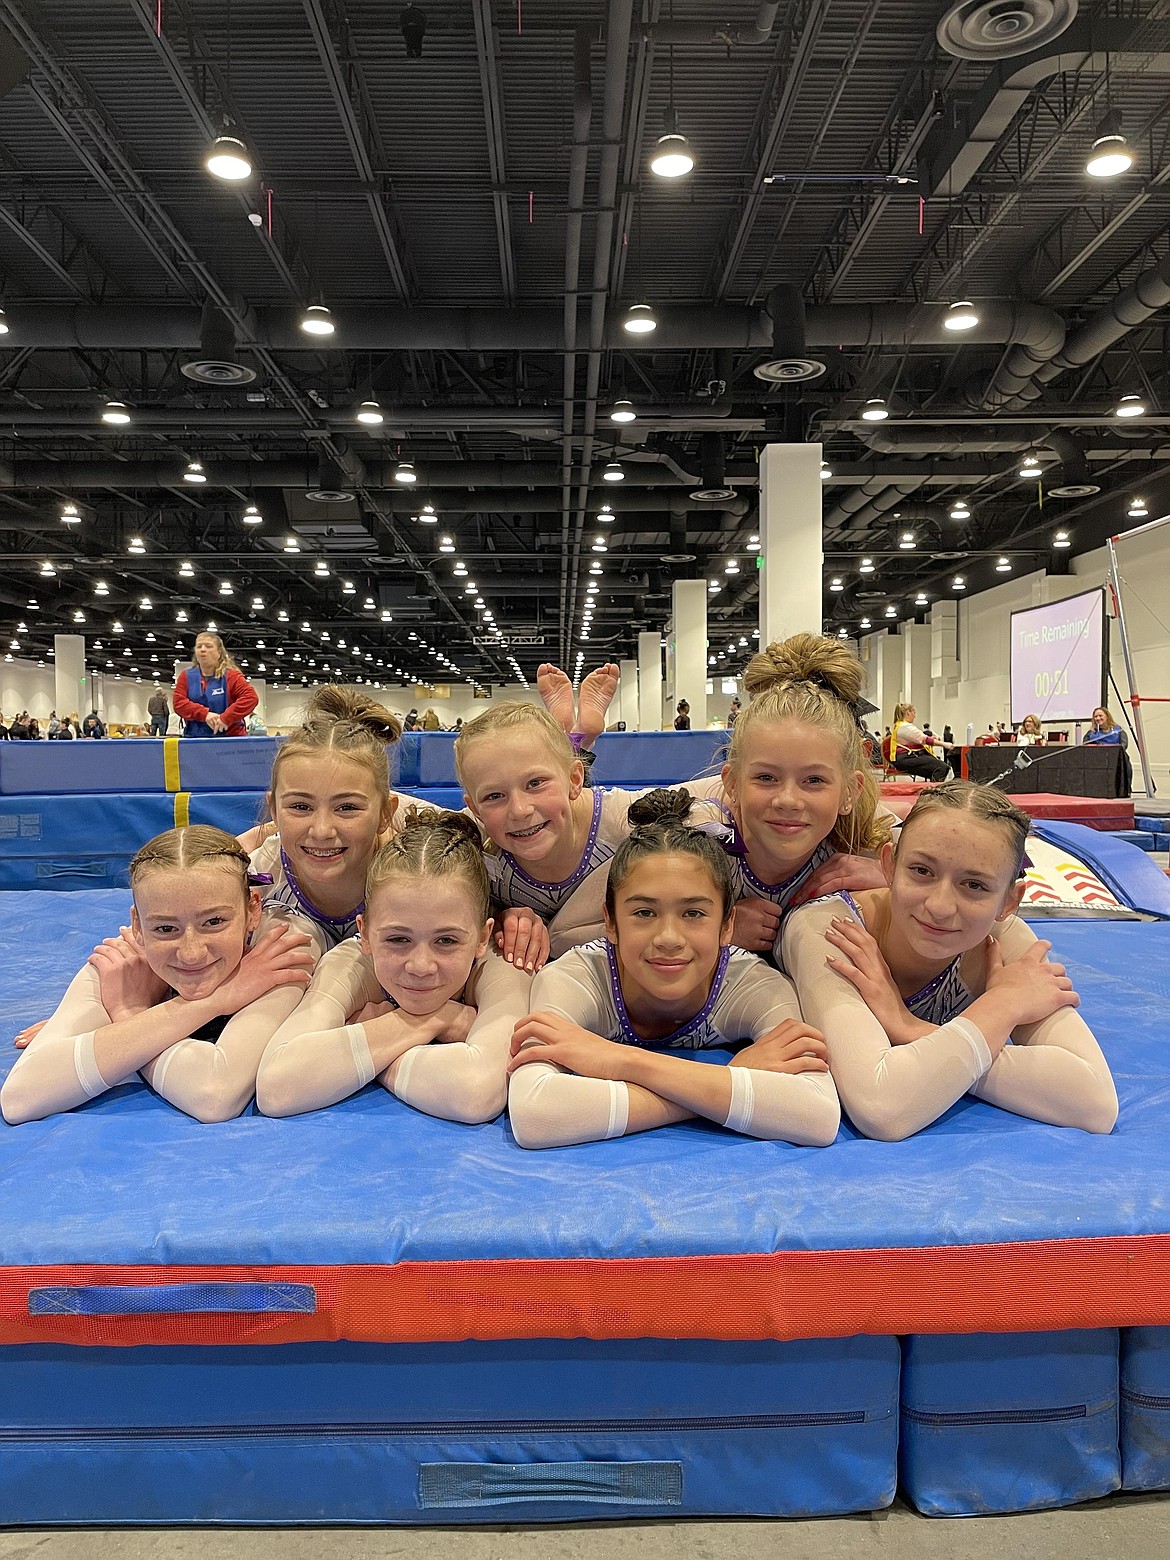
[502,787,603,895]
[278,848,364,928]
[742,838,834,902]
[604,938,733,1049]
[834,892,965,1018]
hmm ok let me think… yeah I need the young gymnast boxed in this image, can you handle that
[506,791,840,1149]
[1,826,315,1126]
[241,684,547,971]
[256,810,531,1122]
[456,701,654,958]
[681,635,892,955]
[780,780,1118,1141]
[533,637,893,959]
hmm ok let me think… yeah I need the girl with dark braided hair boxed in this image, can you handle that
[506,790,839,1150]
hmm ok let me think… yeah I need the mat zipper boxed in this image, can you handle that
[903,1405,1087,1427]
[1122,1389,1170,1411]
[0,1410,867,1442]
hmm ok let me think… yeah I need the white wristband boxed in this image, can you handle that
[73,1031,109,1099]
[723,1067,756,1135]
[345,1023,377,1088]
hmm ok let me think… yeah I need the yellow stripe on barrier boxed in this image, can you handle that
[173,792,190,828]
[163,737,181,792]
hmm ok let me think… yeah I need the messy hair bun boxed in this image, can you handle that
[304,684,402,745]
[269,683,402,812]
[607,789,734,920]
[743,631,865,709]
[728,631,888,857]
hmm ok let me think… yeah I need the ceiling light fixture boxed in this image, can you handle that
[602,460,625,482]
[300,304,335,337]
[1128,498,1148,518]
[820,461,832,481]
[649,107,695,178]
[94,580,109,596]
[1053,530,1072,548]
[241,502,263,526]
[898,531,916,550]
[622,302,657,335]
[859,556,875,575]
[178,560,194,577]
[314,558,329,577]
[829,576,844,592]
[597,504,614,523]
[609,399,637,424]
[356,399,384,425]
[746,533,760,552]
[1115,393,1146,418]
[60,502,81,525]
[416,503,438,523]
[0,308,9,335]
[205,132,252,181]
[950,500,971,520]
[393,460,418,484]
[995,556,1012,573]
[1086,111,1135,179]
[944,299,980,331]
[101,400,131,425]
[438,534,455,553]
[183,460,206,484]
[861,398,889,422]
[128,537,145,554]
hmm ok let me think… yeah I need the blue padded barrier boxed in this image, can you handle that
[1121,1327,1170,1491]
[0,1338,899,1524]
[1028,818,1170,919]
[1135,817,1170,835]
[900,1330,1121,1516]
[1110,829,1157,852]
[396,731,730,791]
[0,792,266,890]
[0,738,283,796]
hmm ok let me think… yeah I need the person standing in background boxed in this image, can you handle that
[726,697,741,729]
[674,699,691,731]
[172,633,258,738]
[147,686,170,738]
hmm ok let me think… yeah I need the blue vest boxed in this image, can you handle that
[183,667,229,737]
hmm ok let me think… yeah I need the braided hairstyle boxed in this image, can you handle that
[900,780,1031,880]
[365,807,491,923]
[129,825,252,906]
[605,789,736,921]
[269,685,402,813]
[729,631,889,855]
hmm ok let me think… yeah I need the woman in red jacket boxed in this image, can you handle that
[173,633,259,737]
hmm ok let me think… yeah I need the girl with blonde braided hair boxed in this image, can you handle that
[257,809,531,1121]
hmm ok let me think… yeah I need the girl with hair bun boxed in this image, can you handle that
[781,780,1117,1141]
[244,684,546,973]
[243,684,404,956]
[506,790,839,1150]
[2,826,315,1125]
[257,809,531,1121]
[687,632,894,957]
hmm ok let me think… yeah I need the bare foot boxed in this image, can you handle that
[576,663,620,744]
[537,663,576,734]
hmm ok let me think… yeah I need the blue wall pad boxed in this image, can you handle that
[1135,817,1170,835]
[0,1337,898,1524]
[900,1330,1121,1516]
[396,730,730,791]
[1121,1327,1170,1491]
[0,792,267,889]
[0,738,281,796]
[1029,818,1170,919]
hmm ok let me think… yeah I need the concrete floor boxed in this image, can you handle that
[1,1497,1169,1560]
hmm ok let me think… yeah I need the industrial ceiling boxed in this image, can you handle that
[0,0,1167,692]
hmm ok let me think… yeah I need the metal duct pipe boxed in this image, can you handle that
[0,303,771,352]
[559,29,593,659]
[646,2,778,46]
[0,459,758,490]
[996,250,1170,413]
[824,478,930,534]
[804,299,1064,358]
[855,425,1042,456]
[0,299,1067,357]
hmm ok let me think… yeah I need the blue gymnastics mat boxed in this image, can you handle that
[0,731,728,796]
[0,896,1167,1519]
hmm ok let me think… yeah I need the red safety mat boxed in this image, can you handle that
[2,1236,1169,1347]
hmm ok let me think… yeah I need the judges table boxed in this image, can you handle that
[962,743,1125,797]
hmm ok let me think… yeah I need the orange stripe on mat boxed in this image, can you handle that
[1,1236,1169,1347]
